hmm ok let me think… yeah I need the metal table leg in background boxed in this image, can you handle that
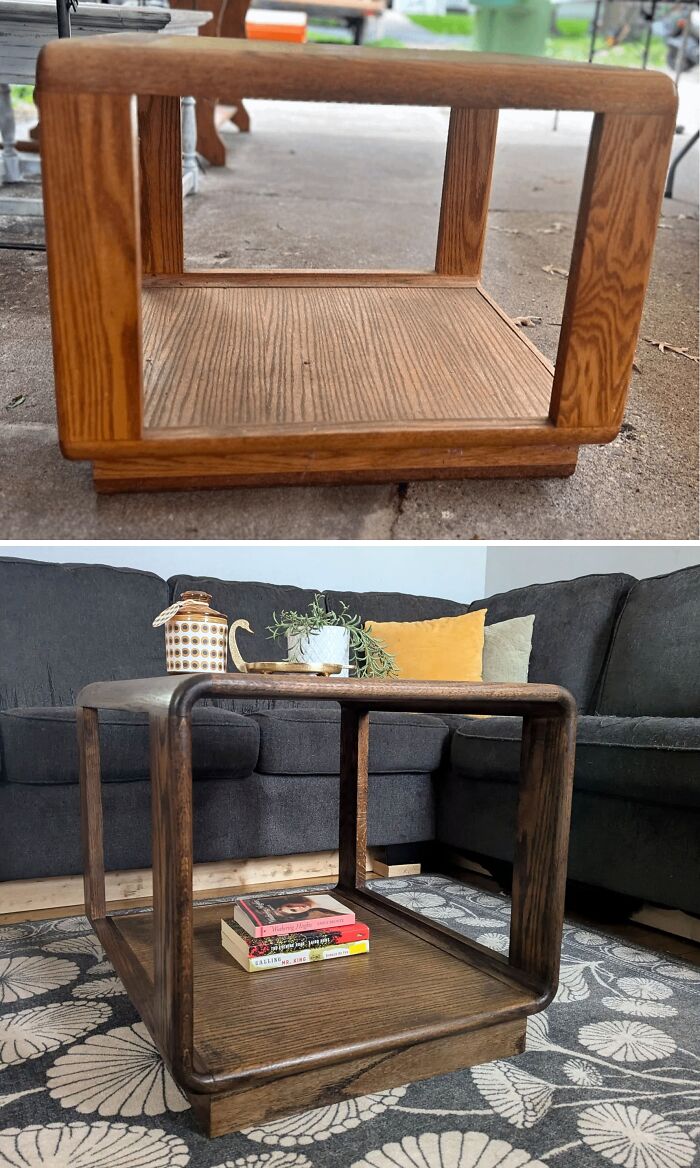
[641,0,658,68]
[665,129,699,198]
[589,0,602,60]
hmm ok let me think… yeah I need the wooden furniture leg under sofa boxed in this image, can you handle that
[38,38,677,491]
[76,672,576,1137]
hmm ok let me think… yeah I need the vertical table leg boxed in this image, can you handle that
[337,705,369,893]
[181,96,199,195]
[138,95,184,274]
[150,710,195,1078]
[509,711,575,993]
[0,85,22,184]
[77,706,106,922]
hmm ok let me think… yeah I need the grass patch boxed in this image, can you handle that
[554,16,588,36]
[408,12,474,35]
[11,85,34,102]
[307,28,351,41]
[398,12,665,65]
[546,29,666,66]
[306,27,405,45]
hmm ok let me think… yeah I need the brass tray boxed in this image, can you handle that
[244,661,343,676]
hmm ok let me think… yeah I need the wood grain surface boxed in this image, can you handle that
[77,673,574,1133]
[39,35,676,490]
[550,111,676,431]
[141,285,553,429]
[143,271,480,287]
[194,1020,526,1135]
[40,91,143,444]
[91,444,578,490]
[149,711,194,1075]
[77,707,106,922]
[77,674,577,717]
[168,0,251,165]
[510,713,576,992]
[436,108,498,277]
[116,896,536,1075]
[37,36,677,115]
[338,707,370,892]
[138,95,184,275]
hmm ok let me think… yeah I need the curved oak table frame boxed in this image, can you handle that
[77,674,576,1136]
[37,39,676,491]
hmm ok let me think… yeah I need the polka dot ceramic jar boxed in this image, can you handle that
[153,591,228,674]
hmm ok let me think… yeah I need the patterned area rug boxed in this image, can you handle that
[0,875,699,1168]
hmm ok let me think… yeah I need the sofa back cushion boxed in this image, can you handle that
[468,574,635,711]
[325,589,470,626]
[0,557,168,709]
[597,564,700,717]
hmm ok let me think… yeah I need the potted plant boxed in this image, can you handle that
[267,594,396,678]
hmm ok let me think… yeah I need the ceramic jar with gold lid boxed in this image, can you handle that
[152,591,228,673]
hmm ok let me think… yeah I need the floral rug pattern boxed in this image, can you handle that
[0,875,698,1167]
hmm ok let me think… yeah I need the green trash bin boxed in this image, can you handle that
[473,0,550,56]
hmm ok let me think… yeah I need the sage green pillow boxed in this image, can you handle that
[482,614,535,683]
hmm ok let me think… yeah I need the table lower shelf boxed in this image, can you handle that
[141,280,553,433]
[103,891,539,1135]
[83,274,592,490]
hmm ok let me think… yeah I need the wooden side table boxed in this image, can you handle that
[37,37,677,492]
[169,0,252,167]
[0,3,210,216]
[76,673,576,1138]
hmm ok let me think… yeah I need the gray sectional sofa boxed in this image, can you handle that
[0,556,698,915]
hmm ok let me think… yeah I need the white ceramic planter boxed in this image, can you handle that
[287,627,350,677]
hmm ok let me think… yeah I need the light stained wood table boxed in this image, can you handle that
[37,36,677,490]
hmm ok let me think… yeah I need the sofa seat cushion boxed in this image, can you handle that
[597,564,700,718]
[467,573,634,712]
[449,714,700,808]
[253,708,450,775]
[0,706,260,785]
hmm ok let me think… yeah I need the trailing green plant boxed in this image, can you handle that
[267,593,396,678]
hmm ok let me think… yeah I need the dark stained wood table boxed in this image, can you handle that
[76,673,576,1137]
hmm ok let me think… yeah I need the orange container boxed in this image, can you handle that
[245,9,307,41]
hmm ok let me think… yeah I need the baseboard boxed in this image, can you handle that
[447,852,496,879]
[372,861,422,878]
[1,850,379,919]
[630,905,700,944]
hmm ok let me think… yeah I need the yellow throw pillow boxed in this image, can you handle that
[365,610,486,682]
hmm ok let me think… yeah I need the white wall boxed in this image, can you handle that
[4,542,697,607]
[484,544,700,595]
[2,543,487,606]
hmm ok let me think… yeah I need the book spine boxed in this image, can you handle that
[244,924,370,955]
[246,940,369,971]
[255,913,356,937]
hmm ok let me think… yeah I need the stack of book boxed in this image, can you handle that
[221,891,370,973]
